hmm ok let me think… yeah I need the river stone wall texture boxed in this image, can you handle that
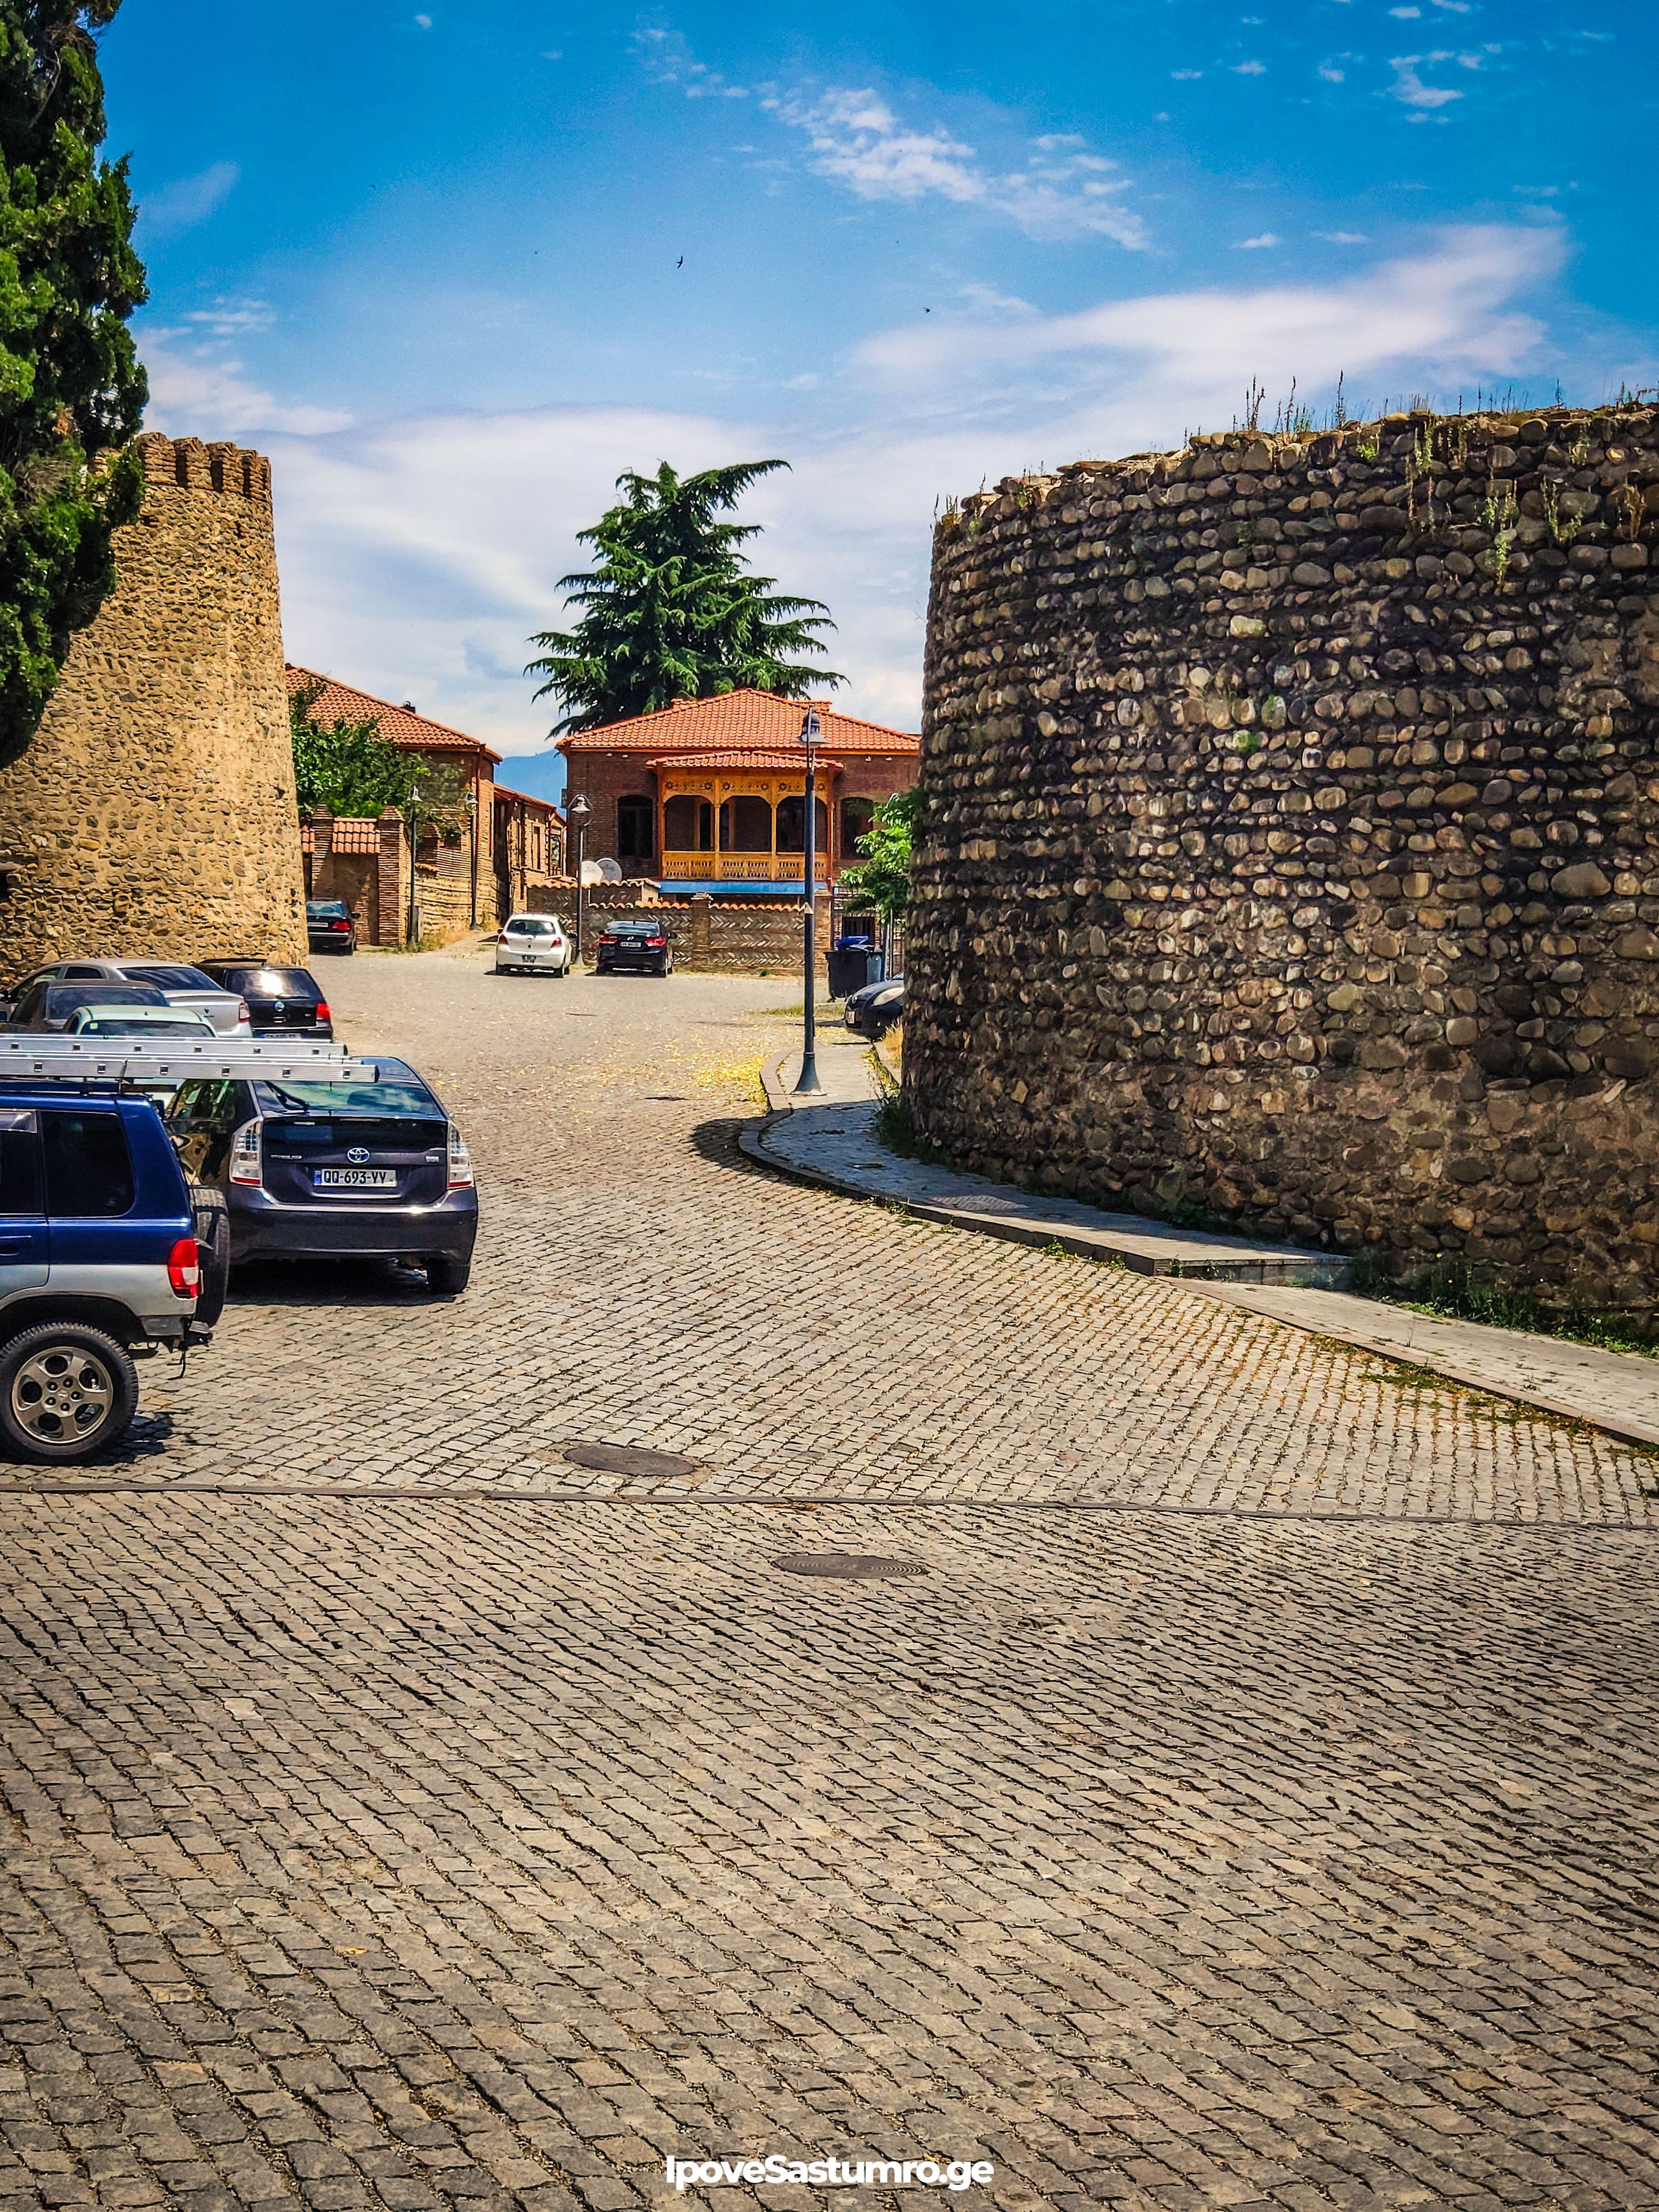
[0,431,305,972]
[906,403,1659,1327]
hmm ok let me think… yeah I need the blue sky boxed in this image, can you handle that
[104,1,1653,782]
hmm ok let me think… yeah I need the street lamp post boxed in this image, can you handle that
[567,791,592,968]
[464,786,478,929]
[794,708,824,1096]
[406,783,422,947]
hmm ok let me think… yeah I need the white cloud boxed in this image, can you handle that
[1172,69,1203,79]
[1389,51,1481,109]
[636,33,1143,245]
[1236,232,1282,249]
[1318,65,1346,81]
[188,224,1563,751]
[142,339,351,441]
[1233,59,1267,74]
[763,86,1146,245]
[1315,230,1369,243]
[138,162,240,236]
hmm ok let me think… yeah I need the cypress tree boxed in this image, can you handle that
[0,1,147,768]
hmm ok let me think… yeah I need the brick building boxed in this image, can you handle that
[558,690,919,892]
[287,667,562,933]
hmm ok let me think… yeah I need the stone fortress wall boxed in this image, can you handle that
[0,431,305,975]
[906,402,1659,1327]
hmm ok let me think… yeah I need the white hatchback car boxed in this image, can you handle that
[495,914,572,976]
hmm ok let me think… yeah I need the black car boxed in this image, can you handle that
[196,962,333,1037]
[306,900,356,955]
[165,1057,477,1293]
[594,918,673,976]
[844,976,904,1039]
[5,982,170,1032]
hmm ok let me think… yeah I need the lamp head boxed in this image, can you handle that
[797,706,822,748]
[568,792,593,825]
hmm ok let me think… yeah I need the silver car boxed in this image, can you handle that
[1,960,252,1036]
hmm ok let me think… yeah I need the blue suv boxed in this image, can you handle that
[0,1089,216,1463]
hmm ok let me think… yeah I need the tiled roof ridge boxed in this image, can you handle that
[560,687,917,752]
[286,664,502,762]
[494,780,565,816]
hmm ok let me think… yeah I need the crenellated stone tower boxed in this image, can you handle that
[0,430,305,972]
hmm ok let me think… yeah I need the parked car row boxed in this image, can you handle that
[0,958,334,1039]
[0,946,477,1467]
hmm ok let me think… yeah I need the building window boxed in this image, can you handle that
[718,795,772,853]
[664,794,714,851]
[774,795,829,853]
[617,795,654,859]
[840,796,876,858]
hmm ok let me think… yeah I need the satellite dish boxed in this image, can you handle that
[578,859,606,885]
[597,858,623,884]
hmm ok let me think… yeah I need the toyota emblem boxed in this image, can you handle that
[346,1146,370,1164]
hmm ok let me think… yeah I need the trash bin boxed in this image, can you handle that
[827,946,885,999]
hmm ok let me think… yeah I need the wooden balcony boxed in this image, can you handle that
[661,852,830,883]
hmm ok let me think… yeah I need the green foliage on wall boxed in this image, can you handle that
[0,1,149,768]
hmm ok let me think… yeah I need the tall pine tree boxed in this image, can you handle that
[0,1,147,767]
[527,460,840,733]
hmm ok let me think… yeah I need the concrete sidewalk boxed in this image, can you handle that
[741,1033,1659,1450]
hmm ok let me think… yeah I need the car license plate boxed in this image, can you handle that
[313,1168,396,1190]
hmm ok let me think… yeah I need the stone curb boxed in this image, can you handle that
[741,1055,1659,1452]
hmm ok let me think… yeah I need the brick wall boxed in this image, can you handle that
[523,882,828,974]
[908,402,1659,1330]
[0,433,306,968]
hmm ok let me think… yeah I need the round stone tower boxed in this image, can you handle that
[0,431,305,970]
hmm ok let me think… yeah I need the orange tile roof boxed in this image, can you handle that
[647,749,846,774]
[287,665,502,766]
[493,781,564,821]
[559,689,917,758]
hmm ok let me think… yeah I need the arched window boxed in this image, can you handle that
[774,795,830,853]
[718,795,772,853]
[616,795,654,859]
[663,794,714,851]
[840,796,876,858]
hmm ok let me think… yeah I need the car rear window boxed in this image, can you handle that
[264,1116,447,1151]
[505,919,559,936]
[77,1017,213,1036]
[41,1111,134,1217]
[307,902,349,918]
[44,984,166,1016]
[222,968,321,998]
[607,921,657,934]
[256,1079,438,1118]
[116,964,219,990]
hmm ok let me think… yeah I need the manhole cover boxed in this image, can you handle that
[774,1553,929,1580]
[562,1442,702,1479]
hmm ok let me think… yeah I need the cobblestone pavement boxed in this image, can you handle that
[36,948,1659,1523]
[2,950,1657,2212]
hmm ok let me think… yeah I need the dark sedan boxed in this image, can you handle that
[844,976,904,1039]
[306,900,357,955]
[594,918,674,976]
[196,962,333,1037]
[165,1057,477,1293]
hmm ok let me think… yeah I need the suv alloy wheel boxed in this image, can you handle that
[0,1323,140,1464]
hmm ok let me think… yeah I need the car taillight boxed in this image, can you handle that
[331,920,350,931]
[446,1122,474,1190]
[229,1118,263,1185]
[237,999,252,1025]
[315,1001,330,1025]
[646,938,665,948]
[167,1237,200,1298]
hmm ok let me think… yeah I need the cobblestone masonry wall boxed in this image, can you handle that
[908,404,1659,1327]
[0,432,305,969]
